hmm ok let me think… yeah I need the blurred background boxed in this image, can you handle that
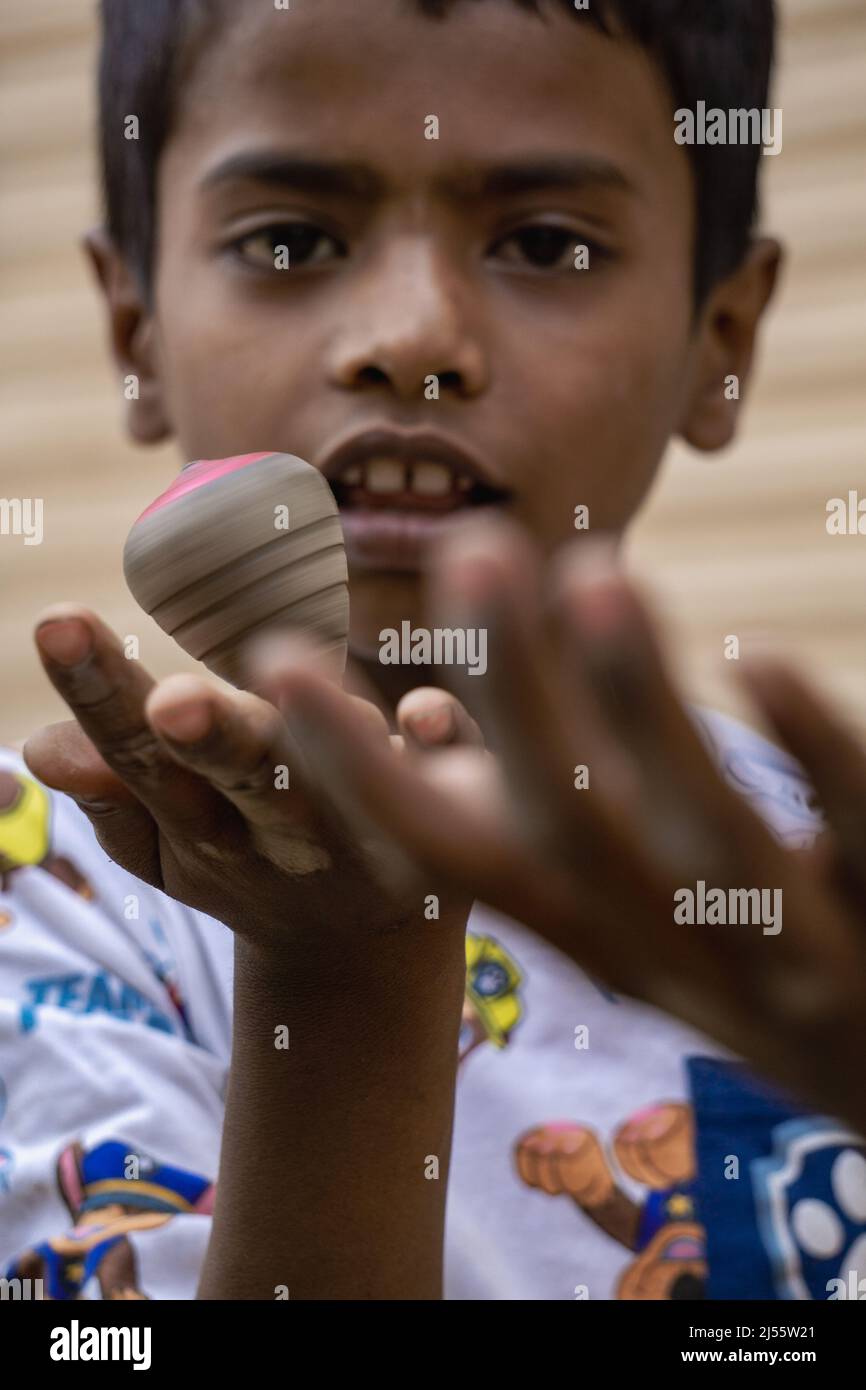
[1,0,864,747]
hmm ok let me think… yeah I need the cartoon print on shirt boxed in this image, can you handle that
[139,916,195,1041]
[515,1102,707,1299]
[686,1057,866,1300]
[0,770,94,901]
[20,970,177,1034]
[460,932,524,1063]
[4,1139,215,1300]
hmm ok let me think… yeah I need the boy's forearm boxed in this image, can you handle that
[198,927,466,1301]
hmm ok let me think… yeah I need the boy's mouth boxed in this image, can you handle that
[318,427,511,572]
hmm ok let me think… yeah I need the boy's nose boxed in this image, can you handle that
[325,241,488,401]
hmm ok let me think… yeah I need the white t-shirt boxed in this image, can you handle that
[1,712,863,1301]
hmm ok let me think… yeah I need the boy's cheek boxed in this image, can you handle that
[152,270,299,452]
[511,360,678,541]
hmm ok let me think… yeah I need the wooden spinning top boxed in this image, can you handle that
[123,452,349,686]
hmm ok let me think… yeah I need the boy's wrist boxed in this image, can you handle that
[231,909,469,1039]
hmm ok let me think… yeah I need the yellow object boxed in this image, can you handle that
[465,933,523,1047]
[0,775,51,871]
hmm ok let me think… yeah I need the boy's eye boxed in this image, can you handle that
[490,224,601,271]
[232,222,344,270]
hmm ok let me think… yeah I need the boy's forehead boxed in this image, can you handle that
[169,0,683,199]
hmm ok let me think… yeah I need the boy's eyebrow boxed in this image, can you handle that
[200,152,383,199]
[452,155,638,201]
[199,150,637,202]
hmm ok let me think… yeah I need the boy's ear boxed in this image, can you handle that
[82,227,172,445]
[679,237,783,453]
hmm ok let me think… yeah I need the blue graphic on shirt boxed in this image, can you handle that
[122,915,194,1042]
[141,927,194,1041]
[25,1240,82,1299]
[22,971,175,1034]
[0,1146,13,1194]
[637,1178,699,1251]
[688,1056,866,1300]
[4,1137,215,1299]
[78,1139,212,1215]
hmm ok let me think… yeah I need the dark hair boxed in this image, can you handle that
[99,0,775,306]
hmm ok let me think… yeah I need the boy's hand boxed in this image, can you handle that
[22,605,477,955]
[289,519,866,1133]
[22,607,476,1301]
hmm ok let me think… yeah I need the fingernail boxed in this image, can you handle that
[406,704,455,745]
[36,618,93,667]
[575,577,631,637]
[152,700,213,742]
[561,547,632,639]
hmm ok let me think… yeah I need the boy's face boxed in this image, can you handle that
[111,0,767,660]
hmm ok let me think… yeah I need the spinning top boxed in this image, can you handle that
[123,452,349,686]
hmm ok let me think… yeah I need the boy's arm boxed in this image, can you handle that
[199,930,464,1300]
[22,609,474,1298]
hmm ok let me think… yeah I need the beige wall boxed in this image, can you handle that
[1,0,864,747]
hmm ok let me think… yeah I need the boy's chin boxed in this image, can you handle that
[347,569,426,660]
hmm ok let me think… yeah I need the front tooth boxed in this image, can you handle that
[341,464,362,485]
[365,457,406,494]
[411,461,453,497]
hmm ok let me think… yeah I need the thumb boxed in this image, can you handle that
[23,720,161,884]
[23,720,133,803]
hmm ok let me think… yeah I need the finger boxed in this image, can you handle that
[427,517,620,875]
[23,718,134,803]
[553,544,776,880]
[426,520,682,993]
[146,673,334,875]
[277,667,581,932]
[740,659,866,905]
[247,641,407,875]
[245,629,391,742]
[33,607,227,843]
[245,626,347,691]
[396,687,484,751]
[555,552,859,993]
[551,546,808,1002]
[263,669,432,890]
[22,720,162,885]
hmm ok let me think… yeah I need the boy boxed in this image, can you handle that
[2,0,863,1299]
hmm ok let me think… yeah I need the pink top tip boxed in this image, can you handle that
[134,453,276,523]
